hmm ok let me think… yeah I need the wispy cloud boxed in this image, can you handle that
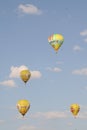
[17,125,36,130]
[30,111,67,119]
[56,61,63,65]
[72,68,87,75]
[73,45,83,51]
[79,112,87,119]
[17,4,42,15]
[80,30,87,36]
[0,80,16,87]
[0,120,5,124]
[78,105,87,119]
[84,86,87,90]
[80,29,87,43]
[47,67,62,72]
[84,38,87,42]
[67,122,73,126]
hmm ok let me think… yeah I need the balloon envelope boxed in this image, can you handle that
[70,103,80,117]
[20,69,31,83]
[48,34,64,53]
[17,99,30,116]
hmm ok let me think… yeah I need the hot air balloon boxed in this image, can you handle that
[48,34,64,53]
[17,99,30,116]
[20,69,31,84]
[70,103,80,118]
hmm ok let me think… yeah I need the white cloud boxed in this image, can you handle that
[18,4,42,15]
[9,65,42,79]
[47,67,62,72]
[0,80,16,87]
[73,45,82,51]
[30,111,67,119]
[31,71,42,79]
[9,65,28,78]
[80,30,87,36]
[72,68,87,75]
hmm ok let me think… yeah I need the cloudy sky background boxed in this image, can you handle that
[0,0,87,130]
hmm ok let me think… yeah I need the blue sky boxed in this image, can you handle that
[0,0,87,130]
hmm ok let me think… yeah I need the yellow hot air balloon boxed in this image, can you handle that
[48,34,64,53]
[70,103,80,117]
[20,69,31,84]
[17,99,30,116]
